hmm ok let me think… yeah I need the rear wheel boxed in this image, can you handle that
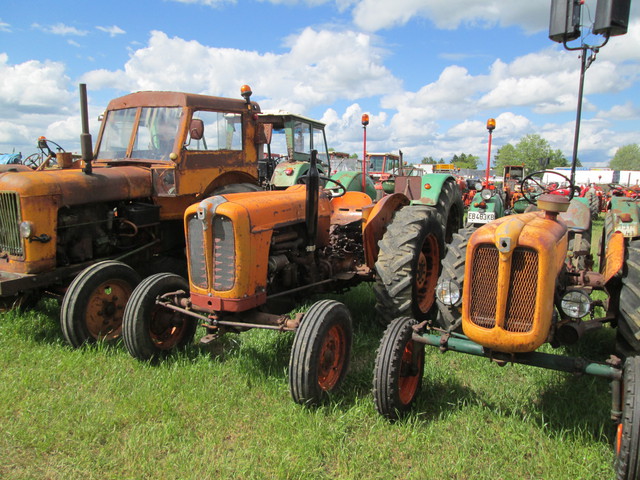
[615,356,640,480]
[122,273,196,361]
[373,316,424,420]
[289,300,353,406]
[61,261,141,347]
[617,240,640,357]
[435,177,464,243]
[374,206,444,324]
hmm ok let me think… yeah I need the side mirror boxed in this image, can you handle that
[189,119,204,141]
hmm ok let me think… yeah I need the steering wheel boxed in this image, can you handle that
[23,153,43,169]
[298,174,347,198]
[520,170,575,205]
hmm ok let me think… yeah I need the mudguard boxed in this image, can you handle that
[330,170,377,199]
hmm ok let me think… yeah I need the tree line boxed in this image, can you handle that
[420,135,640,171]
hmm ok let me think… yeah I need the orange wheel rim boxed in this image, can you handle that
[85,280,133,340]
[149,305,188,350]
[616,422,623,456]
[317,324,347,391]
[415,233,439,313]
[398,340,421,405]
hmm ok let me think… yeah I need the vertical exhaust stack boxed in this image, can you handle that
[79,83,93,175]
[305,149,319,250]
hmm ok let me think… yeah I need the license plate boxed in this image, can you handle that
[467,211,495,223]
[618,223,639,237]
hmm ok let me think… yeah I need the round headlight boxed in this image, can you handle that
[436,279,461,306]
[19,221,34,239]
[474,182,483,191]
[481,188,493,201]
[560,290,591,319]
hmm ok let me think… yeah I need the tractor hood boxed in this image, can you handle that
[0,166,152,205]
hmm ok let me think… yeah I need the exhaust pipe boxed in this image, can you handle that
[305,150,319,250]
[79,83,93,175]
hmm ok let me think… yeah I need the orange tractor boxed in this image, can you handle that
[0,84,267,346]
[122,151,447,405]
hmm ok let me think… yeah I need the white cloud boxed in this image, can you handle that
[81,28,401,112]
[596,101,640,120]
[32,22,89,36]
[352,0,546,32]
[96,25,126,37]
[0,18,10,32]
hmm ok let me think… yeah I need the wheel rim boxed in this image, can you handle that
[317,323,347,391]
[415,233,440,313]
[149,304,190,350]
[85,279,133,340]
[398,339,421,405]
[616,422,623,456]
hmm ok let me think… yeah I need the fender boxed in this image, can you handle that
[330,170,377,199]
[362,193,410,268]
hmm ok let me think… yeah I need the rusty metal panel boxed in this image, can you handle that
[603,231,626,283]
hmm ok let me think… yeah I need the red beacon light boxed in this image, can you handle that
[361,114,369,126]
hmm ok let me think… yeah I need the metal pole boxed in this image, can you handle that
[570,46,587,187]
[362,125,367,192]
[485,130,493,186]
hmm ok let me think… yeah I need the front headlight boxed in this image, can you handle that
[560,289,591,319]
[481,188,493,201]
[19,221,34,239]
[436,279,461,306]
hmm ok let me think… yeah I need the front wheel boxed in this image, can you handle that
[122,273,197,361]
[373,316,424,420]
[289,300,353,406]
[615,356,640,479]
[60,260,141,347]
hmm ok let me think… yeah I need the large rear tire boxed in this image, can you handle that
[122,273,196,361]
[374,206,444,324]
[373,316,424,420]
[60,260,141,347]
[617,240,640,357]
[615,356,640,480]
[435,227,475,331]
[435,177,464,244]
[289,300,353,406]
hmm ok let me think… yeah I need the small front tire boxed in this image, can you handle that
[61,260,141,348]
[122,273,196,361]
[289,300,353,406]
[373,316,425,420]
[615,356,640,480]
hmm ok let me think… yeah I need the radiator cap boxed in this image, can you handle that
[537,193,569,213]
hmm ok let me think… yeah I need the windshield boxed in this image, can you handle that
[369,155,385,172]
[96,107,182,161]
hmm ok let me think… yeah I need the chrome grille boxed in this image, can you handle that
[187,215,208,289]
[503,248,537,333]
[212,215,235,291]
[469,245,498,328]
[0,192,23,256]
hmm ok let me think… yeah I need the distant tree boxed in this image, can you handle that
[494,134,568,171]
[421,156,438,164]
[451,153,479,169]
[610,144,640,170]
[349,153,358,159]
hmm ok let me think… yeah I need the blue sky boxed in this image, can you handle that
[1,0,639,167]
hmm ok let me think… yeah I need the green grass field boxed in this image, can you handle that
[0,217,619,479]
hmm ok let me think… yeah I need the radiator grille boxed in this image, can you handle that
[212,215,235,291]
[504,248,538,333]
[0,192,23,256]
[187,215,207,289]
[469,244,538,332]
[469,245,499,328]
